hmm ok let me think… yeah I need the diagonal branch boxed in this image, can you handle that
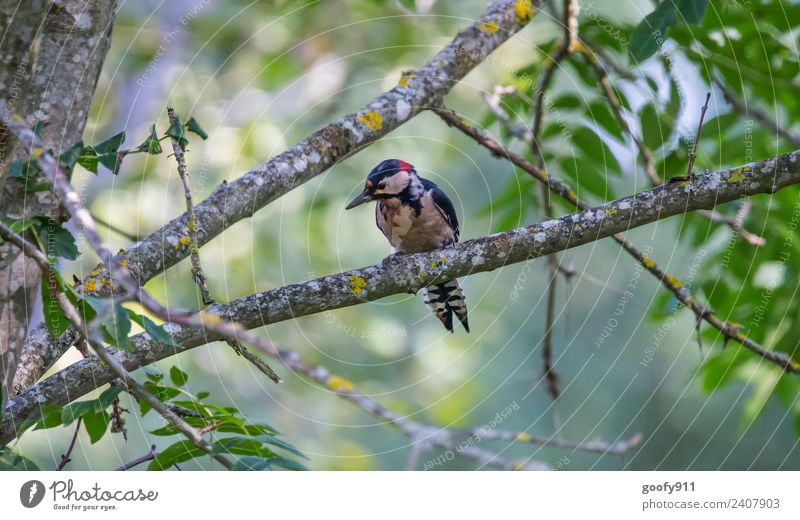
[435,107,800,375]
[14,0,543,391]
[0,221,233,469]
[82,0,540,292]
[4,145,800,440]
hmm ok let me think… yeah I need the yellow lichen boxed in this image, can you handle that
[606,207,618,216]
[100,277,110,288]
[398,71,415,88]
[84,279,97,293]
[348,275,367,294]
[514,0,536,21]
[11,114,22,122]
[90,268,102,277]
[641,253,656,270]
[177,236,191,249]
[199,313,222,326]
[430,256,448,269]
[727,168,746,184]
[357,111,383,132]
[31,147,43,160]
[513,461,526,471]
[515,432,532,442]
[119,259,128,267]
[327,375,354,393]
[665,274,683,289]
[478,21,499,33]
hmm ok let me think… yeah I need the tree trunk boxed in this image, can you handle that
[0,0,117,411]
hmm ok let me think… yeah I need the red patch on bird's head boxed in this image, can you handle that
[397,160,412,171]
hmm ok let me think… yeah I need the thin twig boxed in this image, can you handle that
[714,78,800,148]
[686,92,712,176]
[578,49,764,244]
[527,1,578,401]
[92,214,140,242]
[3,113,282,387]
[0,193,234,472]
[56,417,82,470]
[249,339,638,470]
[226,339,282,383]
[115,444,157,471]
[578,49,661,185]
[167,107,214,308]
[481,85,533,143]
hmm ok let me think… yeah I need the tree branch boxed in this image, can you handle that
[435,106,800,374]
[0,220,233,469]
[14,0,542,391]
[4,145,800,441]
[3,0,118,405]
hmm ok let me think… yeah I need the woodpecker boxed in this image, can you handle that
[346,159,469,333]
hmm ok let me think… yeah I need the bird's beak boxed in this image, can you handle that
[345,190,373,210]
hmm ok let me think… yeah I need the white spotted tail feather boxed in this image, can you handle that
[423,280,469,333]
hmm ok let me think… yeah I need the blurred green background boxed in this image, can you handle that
[14,0,800,470]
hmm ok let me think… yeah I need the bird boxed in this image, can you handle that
[345,159,469,333]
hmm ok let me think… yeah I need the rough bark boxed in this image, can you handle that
[3,147,798,442]
[0,0,117,409]
[14,0,542,392]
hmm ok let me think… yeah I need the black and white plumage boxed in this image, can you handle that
[345,159,469,333]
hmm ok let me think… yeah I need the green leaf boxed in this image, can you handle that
[233,456,271,471]
[96,385,125,409]
[0,446,40,470]
[676,0,708,24]
[40,269,70,337]
[254,434,306,459]
[143,367,164,383]
[98,152,124,175]
[148,440,204,470]
[94,131,126,154]
[58,141,84,169]
[1,216,36,234]
[137,124,163,154]
[102,304,134,350]
[629,1,675,62]
[83,409,109,444]
[37,219,79,260]
[185,117,208,140]
[8,159,39,179]
[31,120,45,136]
[165,116,189,146]
[170,366,189,387]
[77,146,98,174]
[135,314,176,346]
[266,457,308,471]
[61,399,97,426]
[33,404,64,431]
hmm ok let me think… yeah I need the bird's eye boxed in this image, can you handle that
[377,182,386,189]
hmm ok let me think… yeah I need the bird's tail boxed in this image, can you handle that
[423,279,469,333]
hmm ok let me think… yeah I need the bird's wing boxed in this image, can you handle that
[423,179,460,242]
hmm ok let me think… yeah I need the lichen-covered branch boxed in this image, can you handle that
[167,107,214,307]
[4,147,800,440]
[81,0,540,289]
[1,0,117,410]
[0,221,233,469]
[436,107,799,376]
[15,0,542,391]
